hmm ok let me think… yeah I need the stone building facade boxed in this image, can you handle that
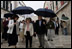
[44,1,71,35]
[1,1,12,18]
[1,1,26,19]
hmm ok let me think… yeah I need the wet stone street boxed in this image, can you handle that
[1,35,71,48]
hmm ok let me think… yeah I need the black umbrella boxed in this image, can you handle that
[4,12,14,18]
[34,8,56,17]
[4,12,19,19]
[11,6,34,15]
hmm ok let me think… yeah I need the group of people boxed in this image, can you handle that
[60,20,68,35]
[1,15,19,48]
[1,15,68,48]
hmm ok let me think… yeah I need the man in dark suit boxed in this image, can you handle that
[35,16,47,48]
[55,21,59,35]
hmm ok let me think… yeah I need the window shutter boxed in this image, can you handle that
[61,1,64,6]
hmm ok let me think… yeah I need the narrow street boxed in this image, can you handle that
[1,35,71,48]
[1,1,71,48]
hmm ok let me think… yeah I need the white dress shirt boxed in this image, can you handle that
[39,20,41,26]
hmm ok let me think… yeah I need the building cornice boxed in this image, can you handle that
[1,8,10,12]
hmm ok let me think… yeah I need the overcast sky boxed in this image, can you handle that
[23,1,45,10]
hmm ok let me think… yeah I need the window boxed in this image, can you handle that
[61,1,67,6]
[8,2,11,11]
[53,2,54,10]
[64,1,67,3]
[3,1,5,9]
[6,1,8,10]
[56,1,58,10]
[1,1,3,8]
[46,7,48,9]
[50,3,52,10]
[61,1,64,6]
[56,1,58,6]
[10,3,12,11]
[5,1,6,9]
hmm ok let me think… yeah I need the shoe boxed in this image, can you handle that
[42,47,44,48]
[15,46,17,48]
[39,46,42,48]
[51,39,53,41]
[48,39,50,41]
[30,46,32,48]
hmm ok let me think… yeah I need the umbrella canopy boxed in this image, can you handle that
[34,8,56,17]
[4,12,14,18]
[11,6,34,15]
[4,12,19,19]
[61,16,69,20]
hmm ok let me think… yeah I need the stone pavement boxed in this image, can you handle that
[50,35,71,48]
[1,35,71,48]
[1,36,40,48]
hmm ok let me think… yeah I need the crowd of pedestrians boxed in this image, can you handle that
[1,15,68,48]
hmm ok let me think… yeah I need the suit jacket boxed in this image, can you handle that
[35,19,47,35]
[56,23,59,30]
[7,20,19,34]
[24,23,34,36]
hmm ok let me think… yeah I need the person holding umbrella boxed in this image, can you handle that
[34,8,56,48]
[2,13,15,44]
[34,16,46,48]
[7,15,19,48]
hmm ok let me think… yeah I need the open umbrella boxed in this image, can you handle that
[4,12,14,18]
[4,12,19,19]
[34,8,56,17]
[11,6,34,15]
